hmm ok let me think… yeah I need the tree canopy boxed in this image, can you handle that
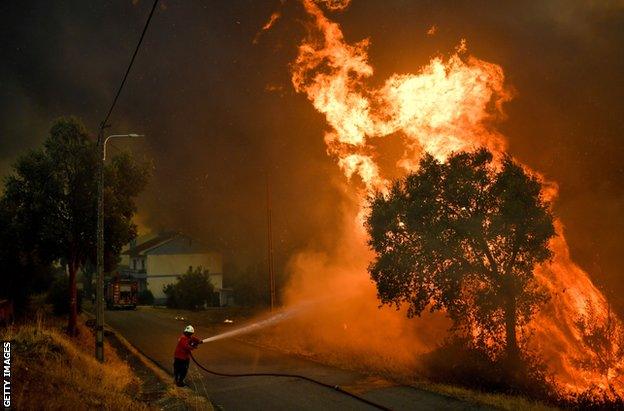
[164,266,216,310]
[0,116,149,333]
[366,148,555,360]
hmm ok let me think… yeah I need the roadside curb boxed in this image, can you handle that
[83,311,215,410]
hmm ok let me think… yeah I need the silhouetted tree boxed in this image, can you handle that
[1,117,149,335]
[0,221,54,315]
[366,148,555,363]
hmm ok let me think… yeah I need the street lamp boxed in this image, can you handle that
[96,133,143,362]
[103,133,142,160]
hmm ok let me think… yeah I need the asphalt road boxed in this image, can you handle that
[105,308,490,411]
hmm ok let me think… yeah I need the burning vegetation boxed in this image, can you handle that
[253,0,624,405]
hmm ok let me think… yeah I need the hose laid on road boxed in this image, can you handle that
[189,353,392,411]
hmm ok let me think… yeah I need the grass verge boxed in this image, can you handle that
[1,315,149,410]
[415,381,558,411]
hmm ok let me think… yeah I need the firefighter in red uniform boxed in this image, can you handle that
[173,325,203,387]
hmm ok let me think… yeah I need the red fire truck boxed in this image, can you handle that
[105,277,138,310]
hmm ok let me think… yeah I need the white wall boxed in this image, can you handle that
[209,273,223,291]
[146,253,223,300]
[147,276,179,300]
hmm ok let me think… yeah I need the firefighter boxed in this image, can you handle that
[173,325,203,387]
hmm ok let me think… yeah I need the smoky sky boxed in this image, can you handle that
[1,1,623,308]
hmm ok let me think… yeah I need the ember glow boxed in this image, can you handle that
[254,11,282,44]
[282,0,623,394]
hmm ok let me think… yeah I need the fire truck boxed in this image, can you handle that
[105,277,138,310]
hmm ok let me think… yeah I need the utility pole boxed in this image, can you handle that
[96,132,142,362]
[266,171,275,311]
[93,0,158,361]
[95,128,105,362]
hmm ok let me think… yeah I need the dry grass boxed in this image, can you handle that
[415,381,559,411]
[164,386,214,410]
[1,315,151,411]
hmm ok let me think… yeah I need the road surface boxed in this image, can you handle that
[105,308,489,411]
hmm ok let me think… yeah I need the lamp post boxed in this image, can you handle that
[96,133,143,362]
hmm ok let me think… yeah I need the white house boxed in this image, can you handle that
[120,232,229,306]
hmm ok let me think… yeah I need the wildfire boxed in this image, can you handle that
[287,0,623,395]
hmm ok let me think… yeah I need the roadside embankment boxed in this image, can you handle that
[1,313,212,410]
[1,316,149,410]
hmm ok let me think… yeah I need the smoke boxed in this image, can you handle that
[1,0,623,388]
[269,0,624,393]
[1,0,622,279]
[269,194,450,375]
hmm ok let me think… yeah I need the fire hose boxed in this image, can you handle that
[189,352,392,411]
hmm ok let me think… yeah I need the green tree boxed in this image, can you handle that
[366,149,555,363]
[0,117,149,335]
[163,266,215,310]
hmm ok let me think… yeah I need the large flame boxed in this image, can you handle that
[281,0,621,394]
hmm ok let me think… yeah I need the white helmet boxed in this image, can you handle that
[184,325,195,334]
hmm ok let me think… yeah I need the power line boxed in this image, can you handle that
[99,0,160,134]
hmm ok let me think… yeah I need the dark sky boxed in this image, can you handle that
[1,1,623,306]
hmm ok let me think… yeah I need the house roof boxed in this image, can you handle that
[122,231,212,256]
[122,231,177,256]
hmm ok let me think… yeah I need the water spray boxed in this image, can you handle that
[202,310,290,343]
[201,300,315,343]
[182,298,390,409]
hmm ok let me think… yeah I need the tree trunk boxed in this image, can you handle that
[504,295,520,364]
[67,259,78,337]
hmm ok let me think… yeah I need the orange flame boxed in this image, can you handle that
[285,0,622,394]
[254,12,282,44]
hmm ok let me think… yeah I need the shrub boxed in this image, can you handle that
[163,267,214,310]
[568,385,624,410]
[420,337,557,401]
